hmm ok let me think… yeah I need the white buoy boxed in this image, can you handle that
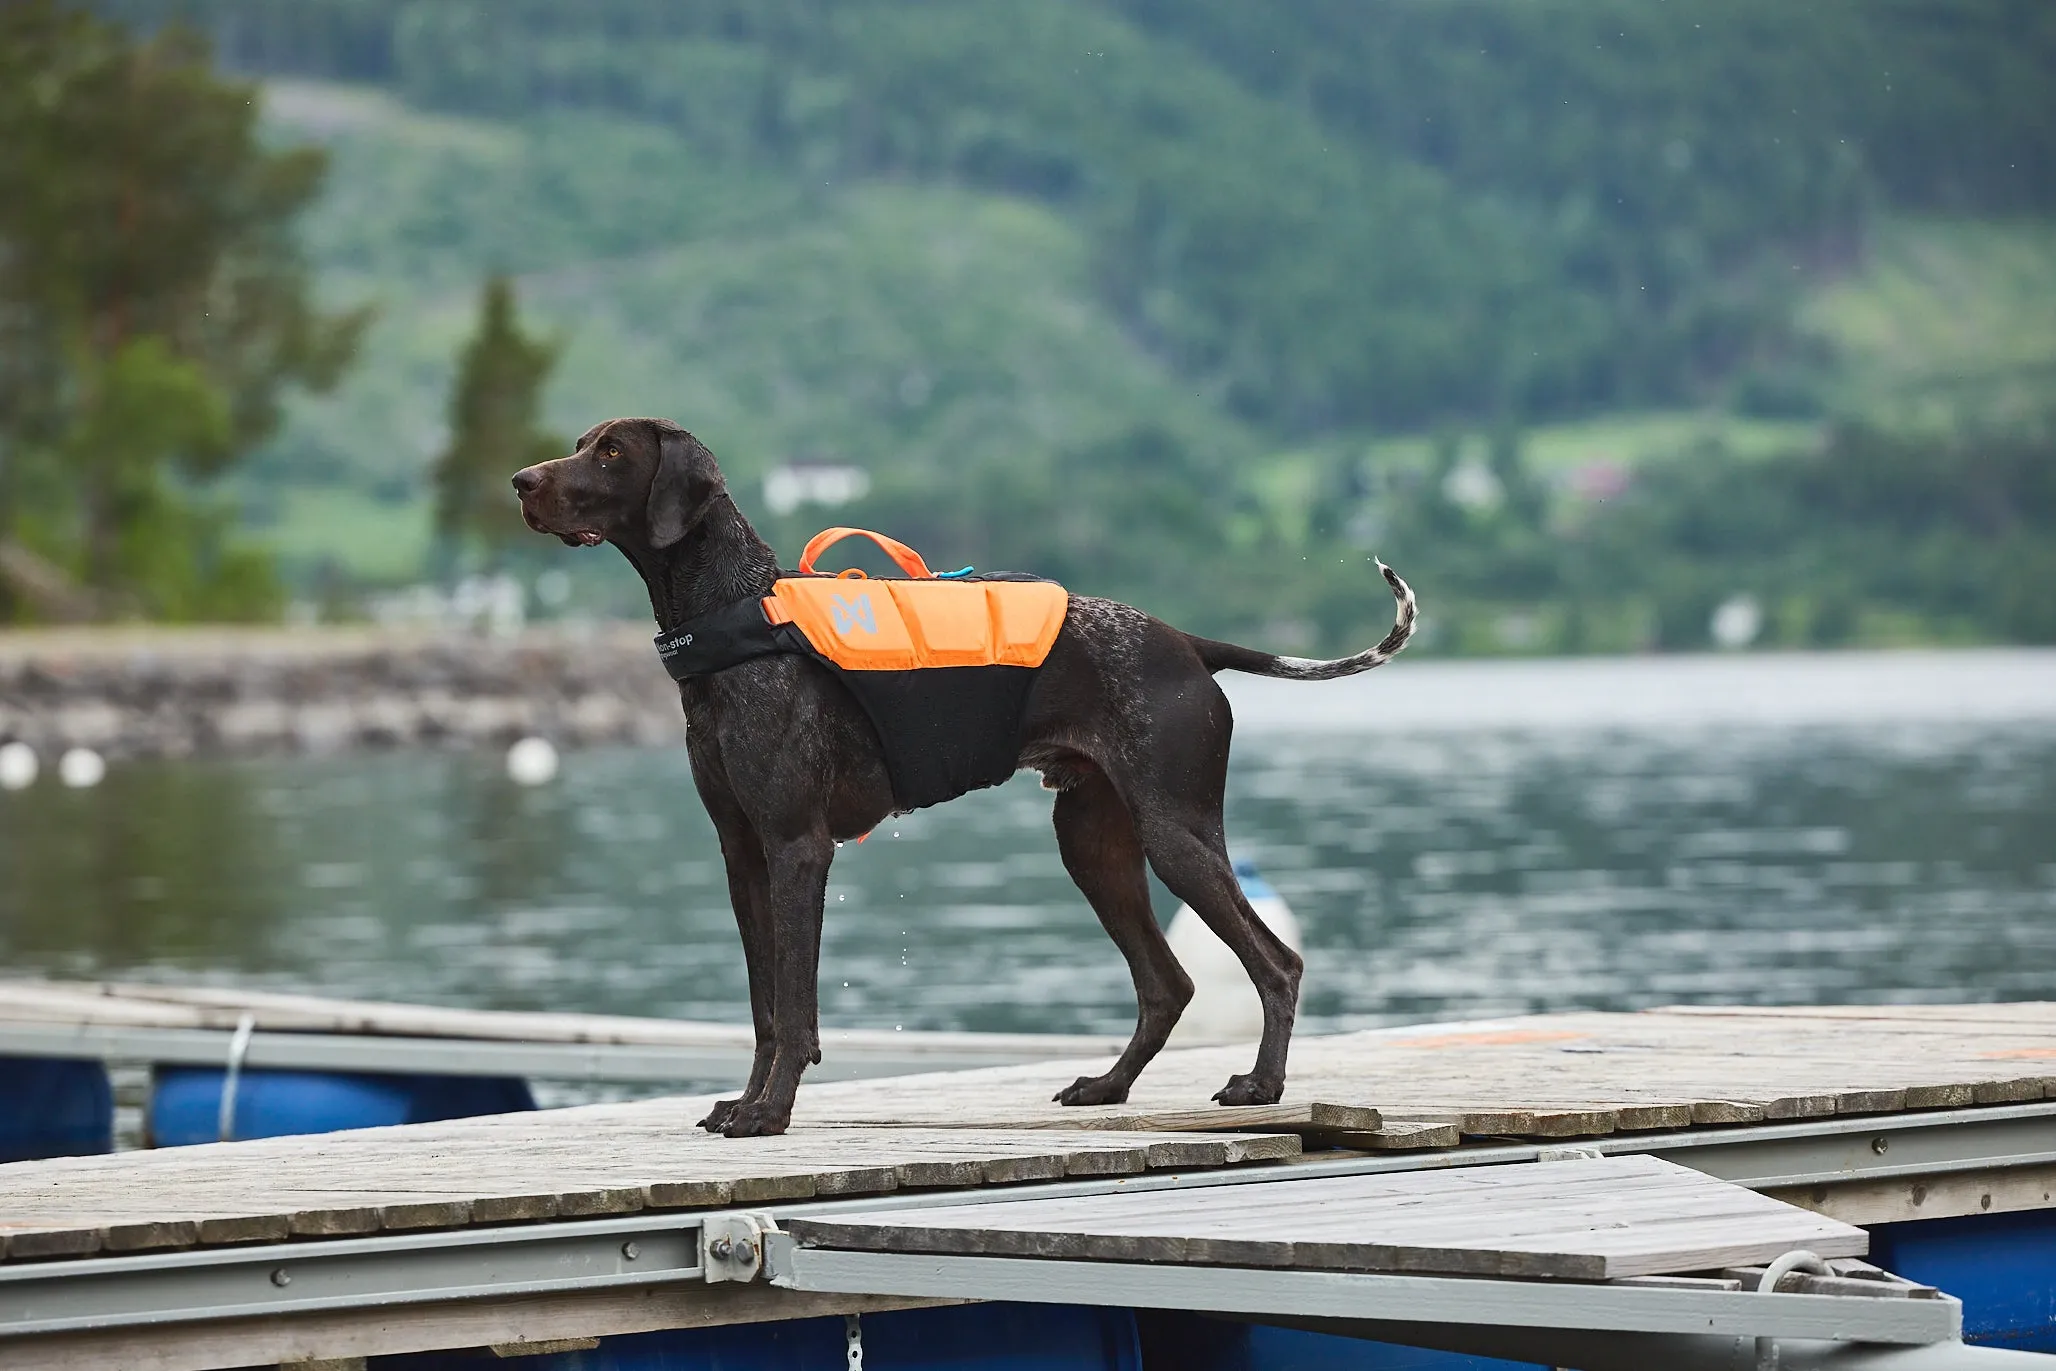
[1164,858,1303,1046]
[1710,593,1763,650]
[505,735,559,786]
[0,742,37,791]
[57,747,106,789]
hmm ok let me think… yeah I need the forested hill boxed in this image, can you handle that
[80,1,2056,649]
[111,0,2055,430]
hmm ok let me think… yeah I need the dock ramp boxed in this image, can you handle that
[772,1155,1962,1352]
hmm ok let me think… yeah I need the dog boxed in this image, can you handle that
[514,417,1416,1136]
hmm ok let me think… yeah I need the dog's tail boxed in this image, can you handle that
[1187,562,1417,681]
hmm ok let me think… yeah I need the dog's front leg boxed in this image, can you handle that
[718,827,832,1138]
[699,816,776,1134]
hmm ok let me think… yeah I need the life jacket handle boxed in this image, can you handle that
[797,527,935,579]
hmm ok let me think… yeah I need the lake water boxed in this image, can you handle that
[5,651,2055,1054]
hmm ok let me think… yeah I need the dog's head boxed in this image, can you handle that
[512,417,725,551]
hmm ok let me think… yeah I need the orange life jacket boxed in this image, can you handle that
[652,528,1070,812]
[763,528,1067,671]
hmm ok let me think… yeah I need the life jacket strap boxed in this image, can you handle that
[797,527,935,579]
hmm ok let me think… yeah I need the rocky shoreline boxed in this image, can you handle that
[0,625,684,759]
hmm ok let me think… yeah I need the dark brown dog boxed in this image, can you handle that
[514,417,1415,1136]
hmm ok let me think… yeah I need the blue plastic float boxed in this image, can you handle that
[149,1067,534,1146]
[0,1057,112,1161]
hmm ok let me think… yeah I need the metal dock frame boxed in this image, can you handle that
[8,1104,2056,1369]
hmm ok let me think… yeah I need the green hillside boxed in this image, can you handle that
[248,81,1256,604]
[32,0,2056,647]
[1802,219,2056,429]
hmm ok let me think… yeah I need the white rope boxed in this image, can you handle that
[1754,1250,1832,1370]
[217,1012,256,1142]
[1756,1249,1832,1295]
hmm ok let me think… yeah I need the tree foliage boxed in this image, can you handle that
[1592,419,2056,648]
[431,275,561,565]
[1350,414,2056,653]
[0,1,361,619]
[98,0,2056,431]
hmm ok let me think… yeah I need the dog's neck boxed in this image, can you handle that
[622,492,779,631]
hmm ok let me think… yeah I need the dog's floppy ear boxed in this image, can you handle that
[647,425,722,549]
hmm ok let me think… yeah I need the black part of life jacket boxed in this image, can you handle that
[652,574,1054,813]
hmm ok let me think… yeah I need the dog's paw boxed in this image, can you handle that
[719,1101,793,1138]
[697,1098,741,1133]
[1053,1074,1131,1107]
[1211,1073,1284,1107]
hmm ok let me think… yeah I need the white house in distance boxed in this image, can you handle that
[764,462,871,517]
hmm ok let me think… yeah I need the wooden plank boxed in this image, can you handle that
[1973,1077,2046,1104]
[194,1214,289,1245]
[1831,1088,1907,1115]
[288,1208,383,1237]
[1904,1082,1978,1109]
[1074,1102,1381,1134]
[100,1220,198,1253]
[470,1195,563,1223]
[0,1123,1294,1261]
[795,1100,1380,1135]
[1611,1104,1697,1131]
[1321,1121,1462,1151]
[1614,1274,1745,1291]
[0,1227,99,1260]
[788,1156,1868,1281]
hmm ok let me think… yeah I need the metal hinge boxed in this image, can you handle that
[699,1212,779,1284]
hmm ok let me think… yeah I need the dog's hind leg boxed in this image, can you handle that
[1109,669,1301,1106]
[1051,769,1194,1106]
[1135,811,1303,1106]
[718,827,832,1137]
[698,813,775,1134]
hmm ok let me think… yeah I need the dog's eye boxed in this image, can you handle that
[605,446,619,459]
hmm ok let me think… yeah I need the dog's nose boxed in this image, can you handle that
[511,467,545,495]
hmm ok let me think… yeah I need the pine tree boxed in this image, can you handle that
[432,275,562,566]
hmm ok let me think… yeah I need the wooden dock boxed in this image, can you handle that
[12,983,2051,1127]
[790,1001,2056,1137]
[2,1000,2052,1369]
